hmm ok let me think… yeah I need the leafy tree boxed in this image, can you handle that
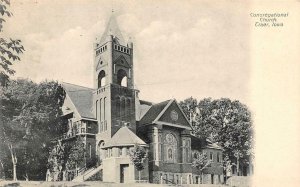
[65,138,86,174]
[222,156,233,182]
[179,97,198,130]
[0,79,65,180]
[0,0,25,86]
[47,140,72,181]
[180,98,253,176]
[129,145,147,182]
[192,152,211,184]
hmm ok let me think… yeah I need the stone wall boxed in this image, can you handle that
[151,171,193,184]
[226,176,252,187]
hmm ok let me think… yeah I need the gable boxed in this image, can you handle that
[62,93,81,120]
[114,55,131,68]
[62,82,95,120]
[96,58,102,71]
[139,100,170,124]
[157,101,191,129]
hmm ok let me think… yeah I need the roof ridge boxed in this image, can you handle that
[153,99,174,123]
[125,127,136,143]
[152,99,171,106]
[105,126,146,148]
[62,82,94,90]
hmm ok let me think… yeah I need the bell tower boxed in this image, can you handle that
[93,14,137,143]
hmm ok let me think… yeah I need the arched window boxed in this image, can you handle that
[126,98,131,116]
[99,98,102,121]
[96,100,98,120]
[164,133,177,163]
[103,97,106,121]
[120,97,125,117]
[182,139,190,163]
[89,143,92,158]
[98,70,106,88]
[116,96,121,117]
[97,141,105,160]
[117,69,128,87]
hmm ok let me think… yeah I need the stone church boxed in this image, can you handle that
[47,15,224,184]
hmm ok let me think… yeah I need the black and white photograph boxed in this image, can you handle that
[0,1,299,187]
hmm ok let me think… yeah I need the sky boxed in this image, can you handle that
[5,0,251,105]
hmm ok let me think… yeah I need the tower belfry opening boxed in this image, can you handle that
[98,70,106,88]
[117,69,128,87]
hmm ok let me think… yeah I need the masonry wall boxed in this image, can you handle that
[110,84,136,136]
[85,136,97,168]
[152,171,193,184]
[93,85,112,145]
[202,148,223,175]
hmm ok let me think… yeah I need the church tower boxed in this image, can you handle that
[93,15,137,144]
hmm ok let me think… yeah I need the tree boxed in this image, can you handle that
[192,152,211,184]
[129,145,147,182]
[47,140,71,181]
[0,79,36,180]
[65,138,86,177]
[0,79,65,180]
[180,98,253,176]
[222,155,233,182]
[179,97,198,130]
[0,0,25,86]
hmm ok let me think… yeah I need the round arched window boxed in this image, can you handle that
[98,70,106,88]
[117,69,128,87]
[164,133,177,163]
[166,134,175,143]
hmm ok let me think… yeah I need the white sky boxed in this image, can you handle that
[5,0,250,105]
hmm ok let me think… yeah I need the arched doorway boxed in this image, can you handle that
[97,141,105,165]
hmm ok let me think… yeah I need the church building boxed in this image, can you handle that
[47,15,224,185]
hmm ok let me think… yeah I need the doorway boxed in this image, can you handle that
[120,164,129,183]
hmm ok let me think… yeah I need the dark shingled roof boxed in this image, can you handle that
[191,135,207,150]
[191,135,223,150]
[62,82,95,119]
[139,100,171,125]
[139,100,153,106]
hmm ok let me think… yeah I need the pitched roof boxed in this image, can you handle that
[140,100,152,106]
[62,82,95,119]
[205,139,223,150]
[191,135,207,150]
[135,99,152,121]
[99,14,125,45]
[139,100,171,124]
[191,135,223,150]
[104,126,146,148]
